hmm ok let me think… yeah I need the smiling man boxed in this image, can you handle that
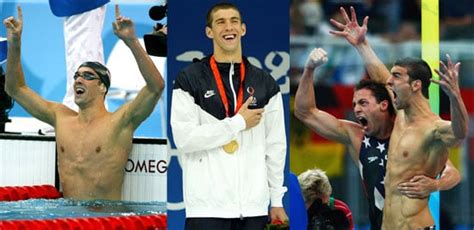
[3,5,164,200]
[171,2,288,230]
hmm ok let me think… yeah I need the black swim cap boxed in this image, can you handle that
[78,61,111,95]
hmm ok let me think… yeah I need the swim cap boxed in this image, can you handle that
[78,61,111,95]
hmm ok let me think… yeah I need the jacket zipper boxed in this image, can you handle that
[229,62,237,113]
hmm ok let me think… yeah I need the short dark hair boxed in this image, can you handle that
[206,2,242,28]
[78,61,111,95]
[394,57,432,99]
[355,79,395,116]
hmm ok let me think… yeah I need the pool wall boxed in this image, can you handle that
[0,134,167,202]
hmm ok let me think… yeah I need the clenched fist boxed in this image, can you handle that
[305,48,328,70]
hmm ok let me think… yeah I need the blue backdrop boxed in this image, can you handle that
[166,1,290,229]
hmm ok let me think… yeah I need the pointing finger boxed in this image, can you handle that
[242,96,253,108]
[115,4,121,18]
[17,5,23,22]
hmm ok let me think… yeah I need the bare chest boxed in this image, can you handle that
[59,120,106,147]
[54,118,131,163]
[386,121,436,180]
[389,125,430,161]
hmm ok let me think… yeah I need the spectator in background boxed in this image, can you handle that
[298,168,354,230]
[321,0,366,23]
[299,0,324,35]
[440,0,474,40]
[392,0,421,42]
[290,0,305,35]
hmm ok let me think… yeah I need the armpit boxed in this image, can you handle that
[434,120,461,147]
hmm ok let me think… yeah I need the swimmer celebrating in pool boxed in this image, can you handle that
[3,5,164,200]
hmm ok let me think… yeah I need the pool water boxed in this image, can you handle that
[0,199,166,220]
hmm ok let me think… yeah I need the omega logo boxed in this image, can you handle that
[125,159,168,174]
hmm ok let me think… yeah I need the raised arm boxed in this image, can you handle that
[329,6,391,84]
[112,5,165,129]
[397,159,461,199]
[3,6,60,126]
[294,48,361,156]
[433,55,469,146]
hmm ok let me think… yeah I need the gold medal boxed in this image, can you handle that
[223,140,239,154]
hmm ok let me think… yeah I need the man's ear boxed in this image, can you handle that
[100,83,107,94]
[241,23,246,36]
[206,26,213,39]
[411,79,422,92]
[380,100,389,112]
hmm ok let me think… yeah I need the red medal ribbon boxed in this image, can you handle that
[210,55,246,117]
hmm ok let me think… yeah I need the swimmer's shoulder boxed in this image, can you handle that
[51,104,79,123]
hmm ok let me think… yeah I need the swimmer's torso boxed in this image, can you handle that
[55,112,133,200]
[383,113,448,230]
